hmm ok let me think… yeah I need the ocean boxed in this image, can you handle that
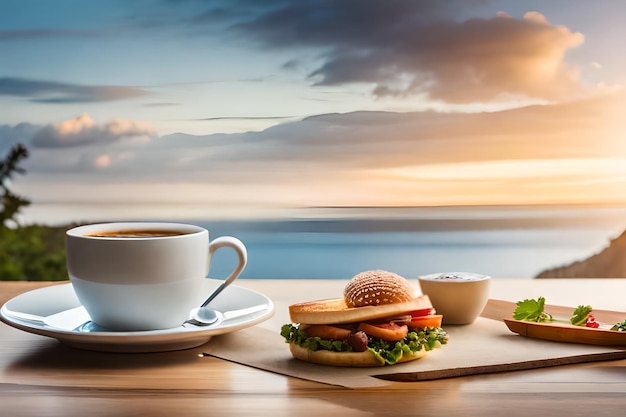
[20,204,626,280]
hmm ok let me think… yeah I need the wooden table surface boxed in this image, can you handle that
[2,278,626,417]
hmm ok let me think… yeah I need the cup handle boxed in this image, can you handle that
[200,236,247,307]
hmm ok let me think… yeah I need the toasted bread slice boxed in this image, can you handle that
[289,294,433,324]
[288,342,428,367]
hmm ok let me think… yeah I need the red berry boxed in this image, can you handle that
[586,315,600,328]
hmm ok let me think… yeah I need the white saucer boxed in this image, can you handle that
[0,280,274,353]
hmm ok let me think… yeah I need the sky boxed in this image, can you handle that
[2,0,626,224]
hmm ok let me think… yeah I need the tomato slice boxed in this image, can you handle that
[408,308,436,318]
[358,322,408,342]
[368,309,435,325]
[302,324,352,340]
[408,314,443,330]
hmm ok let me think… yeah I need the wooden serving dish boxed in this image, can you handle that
[486,298,626,347]
[504,319,626,346]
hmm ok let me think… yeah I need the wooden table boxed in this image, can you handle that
[2,279,626,417]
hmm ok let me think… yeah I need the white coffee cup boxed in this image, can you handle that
[418,272,491,325]
[66,222,247,331]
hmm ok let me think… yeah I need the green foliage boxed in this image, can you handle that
[512,297,554,322]
[611,320,626,331]
[0,224,71,281]
[0,143,71,281]
[280,324,353,352]
[513,297,606,328]
[0,144,30,228]
[367,327,448,366]
[570,305,593,326]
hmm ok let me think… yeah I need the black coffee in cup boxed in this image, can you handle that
[85,230,190,238]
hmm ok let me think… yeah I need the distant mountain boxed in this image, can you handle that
[535,229,626,278]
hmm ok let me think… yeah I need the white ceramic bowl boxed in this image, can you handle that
[418,272,491,325]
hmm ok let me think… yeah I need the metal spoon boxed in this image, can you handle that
[186,269,244,325]
[190,306,222,325]
[185,304,269,327]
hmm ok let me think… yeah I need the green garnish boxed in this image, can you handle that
[512,297,553,322]
[366,327,449,365]
[570,305,593,326]
[280,324,448,366]
[280,324,352,352]
[611,320,626,331]
[514,297,626,330]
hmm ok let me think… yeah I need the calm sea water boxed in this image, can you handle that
[21,204,626,280]
[192,205,626,279]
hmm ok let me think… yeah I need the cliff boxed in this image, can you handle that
[535,229,626,278]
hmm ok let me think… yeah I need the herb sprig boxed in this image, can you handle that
[570,305,593,326]
[512,297,600,328]
[512,297,553,323]
[610,320,626,332]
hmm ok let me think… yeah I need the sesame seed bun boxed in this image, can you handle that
[288,270,432,324]
[344,269,415,307]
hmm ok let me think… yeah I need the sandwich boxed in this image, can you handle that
[280,270,448,367]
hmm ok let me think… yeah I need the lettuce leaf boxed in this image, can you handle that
[280,324,353,352]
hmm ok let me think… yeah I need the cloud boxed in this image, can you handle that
[5,97,626,215]
[0,122,40,154]
[142,102,181,107]
[93,154,112,168]
[236,91,624,172]
[30,113,156,148]
[229,1,585,102]
[38,91,626,178]
[1,2,588,106]
[6,90,625,208]
[0,77,150,103]
[191,115,299,121]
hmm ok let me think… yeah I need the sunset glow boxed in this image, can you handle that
[383,158,626,206]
